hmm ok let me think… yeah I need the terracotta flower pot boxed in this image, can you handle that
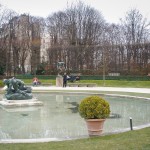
[85,119,106,136]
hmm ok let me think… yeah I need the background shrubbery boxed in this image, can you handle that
[0,80,4,87]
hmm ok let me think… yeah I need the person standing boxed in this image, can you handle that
[63,73,67,87]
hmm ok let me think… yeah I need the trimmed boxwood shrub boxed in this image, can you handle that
[78,96,110,119]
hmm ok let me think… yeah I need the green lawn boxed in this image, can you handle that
[0,127,149,150]
[19,79,150,88]
[1,79,150,88]
[79,80,150,88]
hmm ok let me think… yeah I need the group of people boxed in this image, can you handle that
[32,75,68,87]
[32,73,79,87]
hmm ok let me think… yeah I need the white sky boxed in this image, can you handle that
[0,0,150,23]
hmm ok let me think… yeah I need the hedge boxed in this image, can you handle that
[15,75,150,81]
[0,75,150,81]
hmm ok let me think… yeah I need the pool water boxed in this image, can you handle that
[0,93,150,140]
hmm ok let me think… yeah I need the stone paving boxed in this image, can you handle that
[1,86,150,95]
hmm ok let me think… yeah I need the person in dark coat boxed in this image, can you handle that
[63,73,67,87]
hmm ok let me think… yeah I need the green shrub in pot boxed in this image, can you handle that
[78,95,110,119]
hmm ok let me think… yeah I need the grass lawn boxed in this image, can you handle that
[0,127,149,150]
[79,80,150,88]
[20,79,150,88]
[1,79,150,88]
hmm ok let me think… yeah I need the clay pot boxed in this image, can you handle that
[85,119,106,136]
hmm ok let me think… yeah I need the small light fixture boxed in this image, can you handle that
[129,117,133,130]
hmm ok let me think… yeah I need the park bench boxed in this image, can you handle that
[68,83,97,87]
[26,83,53,86]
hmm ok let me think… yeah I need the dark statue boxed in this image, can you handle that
[57,62,65,76]
[3,77,32,100]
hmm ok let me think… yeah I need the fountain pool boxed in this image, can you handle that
[0,93,150,142]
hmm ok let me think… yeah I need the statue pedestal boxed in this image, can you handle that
[56,76,63,87]
[0,98,43,108]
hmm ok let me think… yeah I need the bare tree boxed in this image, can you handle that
[0,4,18,76]
[120,9,150,74]
[46,1,105,73]
[0,4,9,75]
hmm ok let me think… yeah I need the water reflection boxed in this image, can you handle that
[67,102,79,113]
[109,113,122,119]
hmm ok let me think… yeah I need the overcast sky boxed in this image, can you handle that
[0,0,150,23]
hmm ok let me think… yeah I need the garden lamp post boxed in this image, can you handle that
[103,47,106,86]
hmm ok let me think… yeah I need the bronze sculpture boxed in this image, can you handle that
[3,77,32,100]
